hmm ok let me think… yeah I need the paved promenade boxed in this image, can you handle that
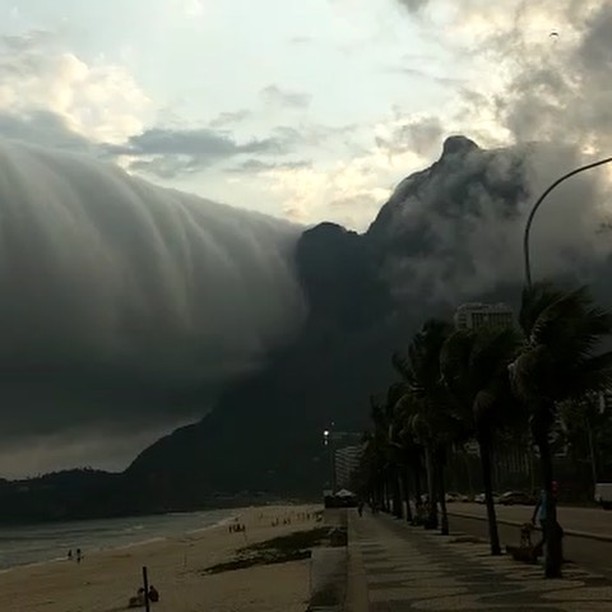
[348,510,612,611]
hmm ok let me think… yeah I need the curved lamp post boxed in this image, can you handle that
[524,155,612,288]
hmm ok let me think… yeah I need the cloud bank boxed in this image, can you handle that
[0,139,306,474]
[374,0,612,305]
[373,136,612,312]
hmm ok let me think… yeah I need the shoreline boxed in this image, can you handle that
[0,506,238,572]
[0,503,321,611]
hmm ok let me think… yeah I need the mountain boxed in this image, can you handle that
[121,136,536,504]
[3,135,609,520]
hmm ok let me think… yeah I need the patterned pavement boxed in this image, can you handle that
[349,511,612,611]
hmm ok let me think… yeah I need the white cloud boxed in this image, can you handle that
[0,32,151,145]
[407,0,612,154]
[256,141,424,230]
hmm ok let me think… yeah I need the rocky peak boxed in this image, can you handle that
[441,135,479,157]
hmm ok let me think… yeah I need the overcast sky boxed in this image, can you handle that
[0,0,611,476]
[3,0,607,231]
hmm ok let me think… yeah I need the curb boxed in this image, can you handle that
[448,511,612,543]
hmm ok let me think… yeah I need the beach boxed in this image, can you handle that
[0,503,321,612]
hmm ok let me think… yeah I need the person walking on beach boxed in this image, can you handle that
[67,549,73,561]
[76,548,82,563]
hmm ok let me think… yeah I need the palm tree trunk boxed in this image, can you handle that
[585,415,598,497]
[478,433,501,555]
[413,457,423,525]
[436,448,449,535]
[534,427,563,578]
[401,467,414,523]
[381,479,388,512]
[463,449,474,498]
[423,443,438,530]
[392,468,403,519]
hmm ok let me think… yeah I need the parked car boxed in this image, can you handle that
[445,492,461,503]
[498,490,534,506]
[475,492,501,504]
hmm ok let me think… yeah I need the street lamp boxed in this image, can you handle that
[523,155,612,288]
[323,426,335,492]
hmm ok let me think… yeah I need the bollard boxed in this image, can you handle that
[142,566,151,612]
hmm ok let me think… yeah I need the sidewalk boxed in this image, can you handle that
[348,510,612,611]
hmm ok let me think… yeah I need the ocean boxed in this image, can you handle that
[0,508,234,570]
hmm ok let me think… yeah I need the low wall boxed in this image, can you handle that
[306,509,348,612]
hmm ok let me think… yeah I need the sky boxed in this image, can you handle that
[1,0,610,230]
[0,0,569,230]
[0,0,611,476]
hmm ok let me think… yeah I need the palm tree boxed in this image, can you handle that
[394,319,456,534]
[360,385,423,522]
[360,400,388,511]
[558,393,604,497]
[361,388,404,515]
[441,325,521,555]
[511,282,612,578]
[392,414,423,524]
[383,385,408,519]
[364,397,389,511]
[386,385,416,523]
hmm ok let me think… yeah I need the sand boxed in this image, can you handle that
[0,503,322,612]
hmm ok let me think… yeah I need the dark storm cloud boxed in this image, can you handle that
[0,139,306,463]
[424,1,612,154]
[0,110,94,153]
[109,126,292,178]
[379,137,612,307]
[376,116,444,158]
[261,85,312,109]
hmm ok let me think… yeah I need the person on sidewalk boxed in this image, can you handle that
[531,481,564,560]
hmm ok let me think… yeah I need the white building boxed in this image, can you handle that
[334,445,363,489]
[454,303,514,331]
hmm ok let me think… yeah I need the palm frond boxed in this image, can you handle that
[516,283,612,404]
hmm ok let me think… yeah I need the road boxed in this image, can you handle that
[446,502,612,579]
[448,502,612,538]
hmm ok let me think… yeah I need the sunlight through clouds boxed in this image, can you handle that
[0,32,151,145]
